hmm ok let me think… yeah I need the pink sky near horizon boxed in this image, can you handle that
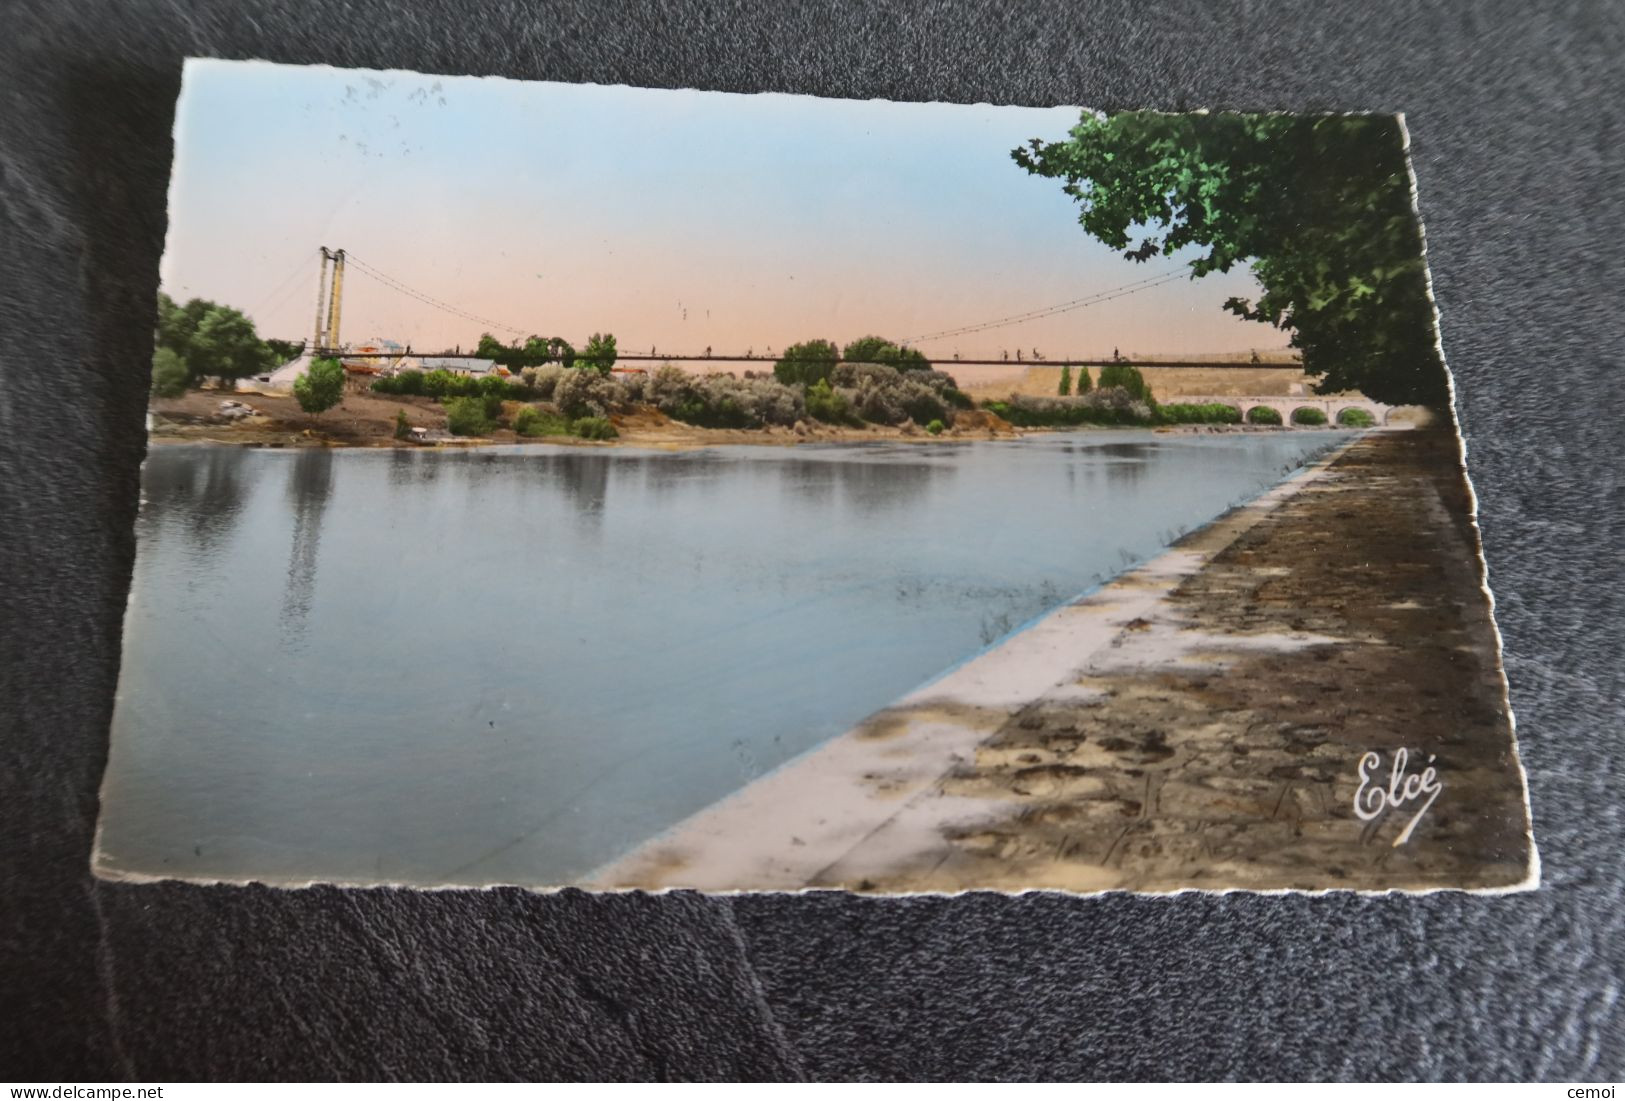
[159,61,1292,361]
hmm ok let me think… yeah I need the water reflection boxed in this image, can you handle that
[280,448,334,650]
[144,448,250,555]
[387,447,439,487]
[134,450,198,530]
[832,457,946,516]
[637,451,720,494]
[551,453,612,528]
[783,459,838,507]
[1097,441,1153,488]
[462,451,510,490]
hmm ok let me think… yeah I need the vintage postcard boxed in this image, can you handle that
[95,59,1537,894]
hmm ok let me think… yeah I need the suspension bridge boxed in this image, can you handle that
[281,245,1301,371]
[269,246,1391,421]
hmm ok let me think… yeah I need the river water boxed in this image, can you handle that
[97,430,1342,886]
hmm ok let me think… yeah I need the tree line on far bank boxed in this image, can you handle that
[371,349,1351,440]
[150,295,1378,436]
[473,331,618,372]
[771,336,931,386]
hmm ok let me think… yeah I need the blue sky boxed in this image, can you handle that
[161,60,1285,359]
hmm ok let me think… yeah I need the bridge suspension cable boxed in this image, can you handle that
[342,252,532,338]
[247,249,321,323]
[901,268,1190,345]
[329,247,1200,360]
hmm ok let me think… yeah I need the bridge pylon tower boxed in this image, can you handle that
[310,246,347,355]
[312,246,330,354]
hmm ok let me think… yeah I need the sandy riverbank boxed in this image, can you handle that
[588,428,1534,895]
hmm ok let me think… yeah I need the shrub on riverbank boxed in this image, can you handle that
[982,387,1154,427]
[805,379,860,425]
[1292,407,1329,425]
[830,362,961,427]
[627,366,805,428]
[519,364,565,399]
[1337,407,1377,427]
[371,369,437,396]
[383,369,425,395]
[1098,363,1151,402]
[555,368,633,419]
[633,363,693,411]
[444,396,492,436]
[926,419,946,436]
[696,374,805,427]
[1157,402,1243,425]
[514,406,573,437]
[294,357,345,418]
[1247,405,1284,425]
[420,359,976,434]
[374,369,531,401]
[573,416,618,440]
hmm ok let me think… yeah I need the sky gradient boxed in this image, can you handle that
[161,60,1290,360]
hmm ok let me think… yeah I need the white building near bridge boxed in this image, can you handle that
[261,351,320,391]
[391,355,499,377]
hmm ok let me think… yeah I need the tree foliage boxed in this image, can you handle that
[474,333,580,369]
[192,309,275,386]
[573,416,619,441]
[155,292,277,387]
[293,356,345,417]
[150,347,188,398]
[1013,112,1447,407]
[841,336,931,372]
[1157,402,1242,425]
[474,333,513,363]
[1097,362,1151,403]
[830,362,957,427]
[1058,365,1072,396]
[983,388,1154,427]
[444,396,493,436]
[476,333,534,368]
[156,294,213,362]
[579,332,618,375]
[774,339,841,387]
[804,378,859,425]
[265,338,305,362]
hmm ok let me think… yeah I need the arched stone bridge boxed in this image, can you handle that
[1173,395,1397,426]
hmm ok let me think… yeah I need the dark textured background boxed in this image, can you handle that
[2,0,1621,1082]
